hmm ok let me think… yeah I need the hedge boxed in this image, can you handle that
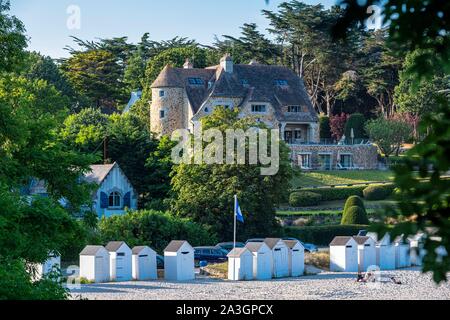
[341,206,369,225]
[343,195,366,213]
[299,186,366,201]
[363,184,396,201]
[289,191,322,207]
[284,225,369,246]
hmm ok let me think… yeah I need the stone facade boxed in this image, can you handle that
[290,144,379,170]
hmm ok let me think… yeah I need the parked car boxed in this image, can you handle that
[357,230,368,236]
[157,254,164,269]
[245,238,265,244]
[194,246,228,263]
[282,237,318,253]
[216,242,245,253]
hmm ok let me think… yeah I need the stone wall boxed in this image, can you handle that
[150,87,187,136]
[290,144,379,170]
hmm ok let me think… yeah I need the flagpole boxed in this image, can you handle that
[234,194,237,249]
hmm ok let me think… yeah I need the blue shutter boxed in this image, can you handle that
[100,192,109,209]
[123,192,131,208]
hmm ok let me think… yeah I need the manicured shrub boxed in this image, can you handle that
[343,195,366,213]
[298,186,366,201]
[363,184,396,200]
[289,191,322,207]
[319,116,332,140]
[341,206,369,225]
[344,113,366,140]
[284,225,368,246]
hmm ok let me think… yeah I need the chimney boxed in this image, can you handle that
[220,54,233,73]
[183,58,193,69]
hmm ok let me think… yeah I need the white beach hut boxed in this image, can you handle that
[394,236,411,268]
[376,234,396,270]
[32,252,61,281]
[164,240,195,281]
[245,242,273,280]
[79,246,110,283]
[354,236,377,272]
[409,233,425,266]
[283,240,305,277]
[227,248,254,281]
[132,246,157,281]
[329,236,359,272]
[105,241,132,282]
[264,238,289,278]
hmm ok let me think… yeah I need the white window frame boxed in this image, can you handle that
[318,153,333,171]
[339,153,353,169]
[159,90,165,98]
[251,104,267,114]
[298,153,312,170]
[108,191,122,209]
[159,109,167,119]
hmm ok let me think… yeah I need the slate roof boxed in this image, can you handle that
[264,238,283,250]
[165,240,189,253]
[105,241,127,252]
[84,163,116,185]
[330,236,353,246]
[227,248,250,258]
[151,58,318,122]
[80,246,106,256]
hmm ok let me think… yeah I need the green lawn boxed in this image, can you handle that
[291,170,394,188]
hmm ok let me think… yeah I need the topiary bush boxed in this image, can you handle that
[343,195,366,213]
[363,184,396,200]
[344,113,366,140]
[341,206,370,225]
[284,225,368,246]
[289,191,322,207]
[298,186,366,201]
[319,115,332,140]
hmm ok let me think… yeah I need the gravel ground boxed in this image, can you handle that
[70,267,450,300]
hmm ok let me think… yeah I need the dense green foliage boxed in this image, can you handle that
[343,196,365,214]
[363,184,395,201]
[289,191,322,207]
[299,186,366,201]
[98,210,217,253]
[319,116,332,140]
[285,225,368,245]
[341,205,369,225]
[344,113,366,140]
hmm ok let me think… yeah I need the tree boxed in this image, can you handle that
[170,108,293,241]
[365,117,412,159]
[344,113,366,140]
[0,0,27,72]
[61,50,127,112]
[330,113,349,141]
[319,115,332,140]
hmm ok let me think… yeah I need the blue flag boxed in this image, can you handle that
[235,198,245,223]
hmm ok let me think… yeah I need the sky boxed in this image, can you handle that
[10,0,336,59]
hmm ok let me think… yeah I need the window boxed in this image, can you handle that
[299,153,312,169]
[188,77,204,85]
[160,110,166,119]
[319,154,332,170]
[159,90,165,97]
[340,154,353,168]
[251,104,267,113]
[275,79,288,86]
[241,79,249,86]
[108,192,121,208]
[204,107,210,113]
[294,130,302,140]
[288,106,302,113]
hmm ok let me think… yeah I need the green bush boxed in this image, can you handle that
[319,116,332,139]
[299,186,366,201]
[284,225,368,246]
[363,184,396,200]
[343,195,366,213]
[289,191,322,207]
[344,113,366,139]
[98,210,218,253]
[341,206,370,225]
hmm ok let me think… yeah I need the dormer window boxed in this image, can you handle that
[251,104,267,113]
[188,77,204,85]
[275,79,288,86]
[288,106,302,113]
[159,90,165,97]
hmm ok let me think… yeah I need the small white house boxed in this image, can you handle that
[375,234,396,270]
[329,236,359,272]
[354,236,377,272]
[394,236,411,268]
[80,246,110,283]
[32,252,61,281]
[164,240,195,281]
[283,240,305,277]
[106,241,132,282]
[227,248,254,281]
[409,233,425,266]
[264,238,289,278]
[132,246,157,281]
[245,242,272,280]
